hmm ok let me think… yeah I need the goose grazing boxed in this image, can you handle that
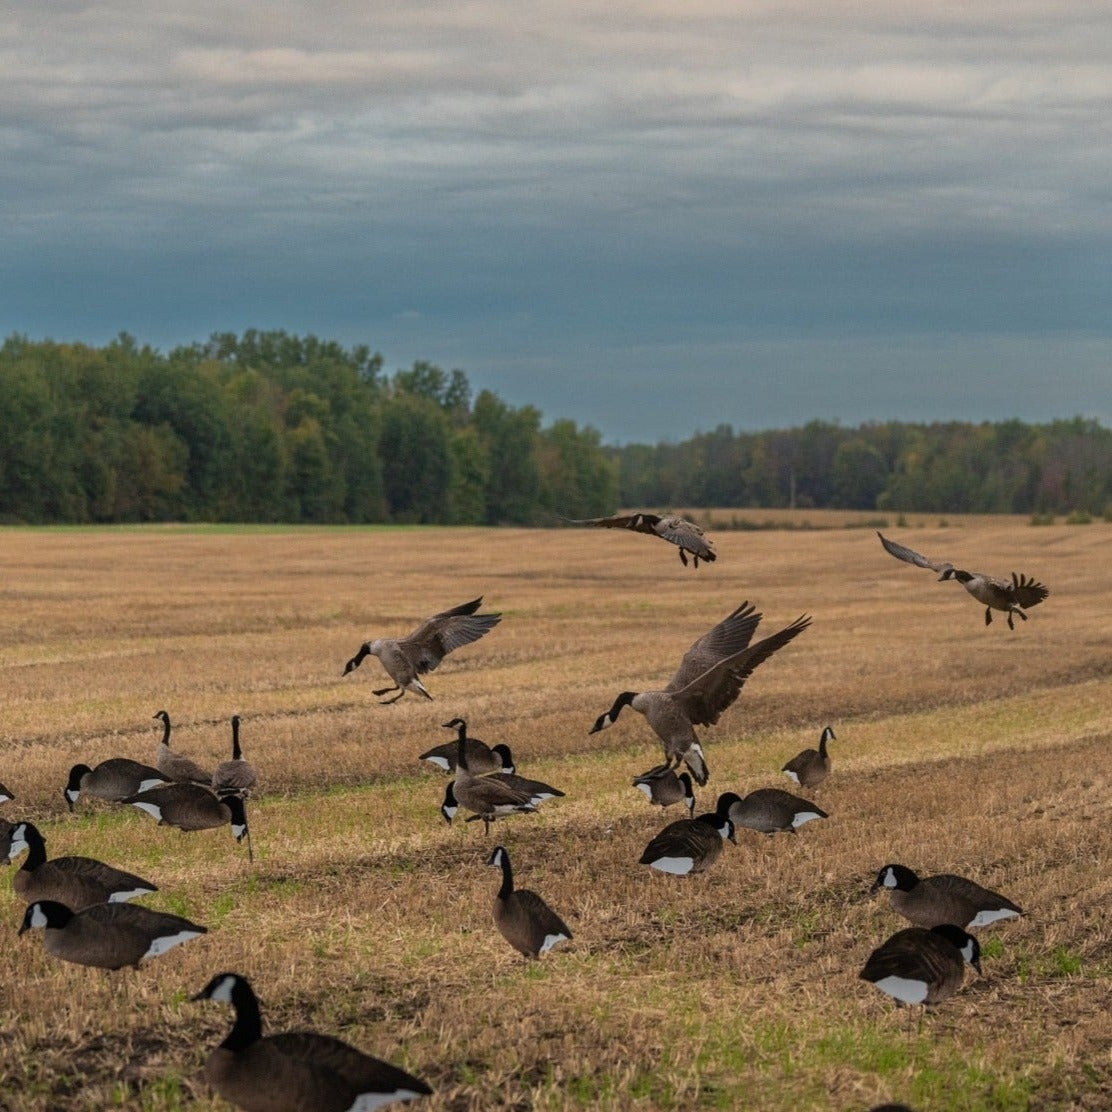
[859,924,981,1014]
[342,596,502,703]
[192,972,432,1111]
[631,765,696,815]
[8,821,157,910]
[486,845,572,960]
[782,726,835,791]
[590,601,811,785]
[419,718,512,775]
[212,715,258,797]
[63,759,167,812]
[565,511,716,567]
[876,531,1048,629]
[718,788,828,835]
[154,710,213,785]
[872,864,1023,930]
[123,783,252,860]
[639,811,736,875]
[19,899,207,970]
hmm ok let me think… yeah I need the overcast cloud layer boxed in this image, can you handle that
[3,2,1111,442]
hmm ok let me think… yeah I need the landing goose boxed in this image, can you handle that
[566,511,716,567]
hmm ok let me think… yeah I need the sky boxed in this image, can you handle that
[3,2,1111,444]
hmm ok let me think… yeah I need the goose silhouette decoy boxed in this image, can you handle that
[63,759,167,811]
[565,511,716,567]
[639,810,736,875]
[192,972,432,1111]
[876,531,1048,629]
[486,845,572,960]
[19,899,207,970]
[872,864,1023,930]
[590,601,811,785]
[153,710,213,785]
[717,788,828,835]
[781,726,835,791]
[342,597,502,703]
[419,718,512,775]
[859,923,981,1012]
[8,821,157,910]
[632,765,696,815]
[212,715,258,797]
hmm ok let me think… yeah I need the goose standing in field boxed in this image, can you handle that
[212,715,258,798]
[876,531,1048,629]
[718,788,828,835]
[154,710,213,785]
[781,726,835,791]
[486,845,572,960]
[632,765,696,815]
[565,511,716,567]
[859,924,981,1016]
[342,596,502,703]
[7,821,157,909]
[19,899,207,970]
[123,782,252,859]
[590,601,811,785]
[872,864,1023,930]
[639,810,736,875]
[419,718,512,775]
[192,972,432,1111]
[63,758,167,812]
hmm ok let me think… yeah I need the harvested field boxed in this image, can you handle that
[0,518,1109,1110]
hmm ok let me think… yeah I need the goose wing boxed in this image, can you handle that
[876,532,953,574]
[565,512,663,535]
[1011,572,1049,609]
[666,601,763,692]
[401,597,501,674]
[670,614,811,726]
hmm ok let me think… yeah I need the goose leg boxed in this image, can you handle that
[984,607,993,626]
[378,690,406,705]
[372,685,401,697]
[678,549,688,567]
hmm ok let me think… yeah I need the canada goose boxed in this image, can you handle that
[639,811,736,875]
[0,782,13,804]
[154,710,213,785]
[859,924,981,1011]
[342,596,502,703]
[63,758,167,812]
[565,511,716,567]
[781,726,835,790]
[418,718,512,775]
[439,781,540,835]
[19,899,207,970]
[877,531,1048,629]
[212,715,258,797]
[590,601,811,785]
[632,765,696,815]
[123,782,252,859]
[7,821,157,910]
[486,845,572,959]
[192,972,432,1111]
[717,788,828,835]
[872,864,1023,930]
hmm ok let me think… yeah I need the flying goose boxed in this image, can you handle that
[192,972,432,1111]
[590,601,811,784]
[419,718,512,775]
[872,864,1023,930]
[342,596,502,703]
[63,758,167,812]
[153,710,213,785]
[486,845,573,960]
[639,810,736,875]
[212,715,258,797]
[8,821,157,910]
[717,788,828,835]
[19,899,207,970]
[565,511,716,567]
[631,765,696,815]
[781,726,835,791]
[859,924,981,1013]
[876,531,1048,629]
[123,782,252,859]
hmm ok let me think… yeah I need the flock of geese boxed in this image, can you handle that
[0,518,1051,1111]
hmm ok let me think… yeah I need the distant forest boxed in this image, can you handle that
[2,331,1110,525]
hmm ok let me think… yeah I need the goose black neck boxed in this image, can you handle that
[495,850,514,900]
[818,732,829,758]
[221,979,263,1052]
[156,713,171,746]
[231,716,242,760]
[456,732,470,773]
[19,823,47,870]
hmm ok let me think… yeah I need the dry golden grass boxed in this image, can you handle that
[0,517,1110,1111]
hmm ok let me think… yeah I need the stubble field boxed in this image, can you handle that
[0,516,1110,1111]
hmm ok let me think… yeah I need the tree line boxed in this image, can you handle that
[2,330,1110,524]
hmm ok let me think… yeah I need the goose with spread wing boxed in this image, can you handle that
[566,511,716,567]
